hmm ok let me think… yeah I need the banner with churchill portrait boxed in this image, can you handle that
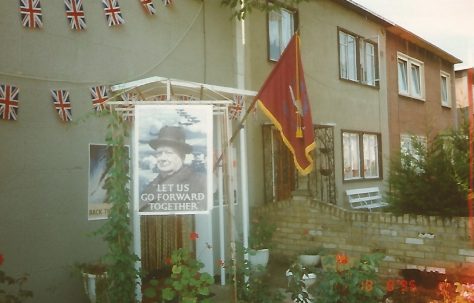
[134,104,213,215]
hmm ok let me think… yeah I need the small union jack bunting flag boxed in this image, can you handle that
[64,0,86,31]
[229,95,243,120]
[20,0,43,29]
[162,0,173,6]
[90,86,109,112]
[102,0,125,27]
[51,90,72,122]
[0,84,20,121]
[139,0,156,15]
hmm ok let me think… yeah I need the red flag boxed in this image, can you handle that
[256,34,316,175]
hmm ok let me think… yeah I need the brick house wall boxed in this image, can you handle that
[254,198,474,279]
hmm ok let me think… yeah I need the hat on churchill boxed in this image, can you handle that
[148,126,192,154]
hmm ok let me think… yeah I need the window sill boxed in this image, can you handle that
[339,78,380,90]
[343,177,382,183]
[398,93,426,102]
[441,103,452,109]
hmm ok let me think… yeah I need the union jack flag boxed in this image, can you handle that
[20,0,43,29]
[229,94,244,120]
[64,0,86,31]
[51,90,72,122]
[162,0,173,6]
[90,86,109,112]
[102,0,125,27]
[0,84,20,121]
[139,0,156,15]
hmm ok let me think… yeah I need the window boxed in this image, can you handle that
[268,5,297,61]
[338,29,378,86]
[397,53,425,99]
[440,71,451,107]
[342,131,381,180]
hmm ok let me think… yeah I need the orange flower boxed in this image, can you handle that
[336,254,348,265]
[386,279,395,292]
[165,257,172,265]
[303,229,309,236]
[190,231,199,241]
[361,280,374,292]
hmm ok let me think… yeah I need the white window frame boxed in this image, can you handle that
[360,40,376,86]
[338,29,378,87]
[342,131,381,181]
[268,7,296,62]
[440,71,452,107]
[339,31,358,81]
[397,52,425,100]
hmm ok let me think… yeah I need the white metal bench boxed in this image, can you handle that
[345,187,388,211]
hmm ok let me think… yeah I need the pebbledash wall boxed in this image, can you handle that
[255,198,474,278]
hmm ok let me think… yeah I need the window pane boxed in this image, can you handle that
[347,35,357,80]
[343,133,360,179]
[441,75,448,105]
[281,9,293,50]
[398,58,408,93]
[411,64,421,96]
[339,33,347,78]
[268,11,281,61]
[268,8,294,61]
[363,134,379,178]
[339,32,357,81]
[362,42,375,85]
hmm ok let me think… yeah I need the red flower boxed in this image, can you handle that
[386,279,395,292]
[165,257,172,265]
[190,232,199,241]
[0,254,4,266]
[399,279,408,293]
[336,254,348,265]
[409,280,417,292]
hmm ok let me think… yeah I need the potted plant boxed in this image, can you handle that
[297,247,325,267]
[248,216,276,268]
[75,261,108,303]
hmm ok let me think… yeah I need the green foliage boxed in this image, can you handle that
[152,248,214,303]
[220,0,310,20]
[249,216,276,250]
[387,123,469,217]
[313,253,385,303]
[286,262,314,303]
[94,110,139,303]
[233,245,284,303]
[0,254,33,303]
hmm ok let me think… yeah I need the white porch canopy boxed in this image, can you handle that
[108,76,257,295]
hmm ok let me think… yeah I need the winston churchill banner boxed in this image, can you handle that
[135,104,213,215]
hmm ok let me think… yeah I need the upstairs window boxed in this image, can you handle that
[338,29,378,86]
[397,53,425,100]
[440,71,452,107]
[268,5,297,61]
[342,131,381,181]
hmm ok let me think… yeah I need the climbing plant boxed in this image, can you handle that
[94,110,139,303]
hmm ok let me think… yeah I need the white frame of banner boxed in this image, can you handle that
[107,76,256,300]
